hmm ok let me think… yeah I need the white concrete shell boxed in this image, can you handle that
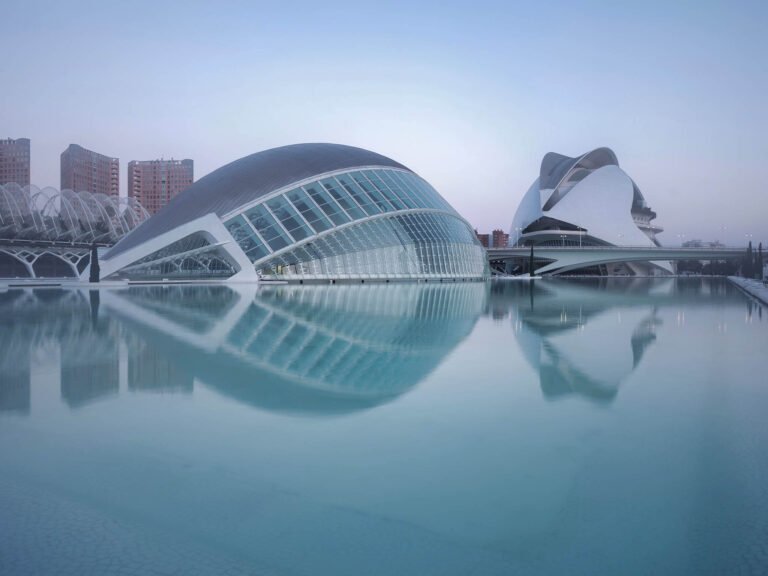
[510,148,668,274]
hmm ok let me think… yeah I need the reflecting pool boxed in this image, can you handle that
[1,278,767,575]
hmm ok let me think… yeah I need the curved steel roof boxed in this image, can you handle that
[107,143,411,260]
[539,147,618,190]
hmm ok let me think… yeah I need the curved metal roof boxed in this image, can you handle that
[106,143,411,260]
[539,147,618,190]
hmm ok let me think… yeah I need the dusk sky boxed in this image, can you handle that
[2,0,766,246]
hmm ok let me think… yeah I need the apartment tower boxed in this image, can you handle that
[61,144,119,196]
[128,158,193,215]
[0,138,31,186]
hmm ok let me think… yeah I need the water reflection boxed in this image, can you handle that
[0,282,486,416]
[489,277,755,403]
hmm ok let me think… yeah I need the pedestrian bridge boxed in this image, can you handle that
[487,246,745,275]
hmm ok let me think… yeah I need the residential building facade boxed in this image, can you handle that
[491,229,509,248]
[0,138,31,186]
[128,158,193,215]
[61,144,119,196]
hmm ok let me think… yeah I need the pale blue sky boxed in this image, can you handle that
[2,0,766,245]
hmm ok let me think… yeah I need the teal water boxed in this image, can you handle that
[1,278,767,575]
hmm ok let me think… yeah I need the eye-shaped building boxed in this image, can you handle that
[100,143,488,281]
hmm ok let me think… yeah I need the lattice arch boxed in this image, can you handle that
[0,184,150,244]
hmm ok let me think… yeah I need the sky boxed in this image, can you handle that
[1,0,767,246]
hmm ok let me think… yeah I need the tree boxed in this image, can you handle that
[760,243,764,280]
[744,241,753,278]
[89,243,100,283]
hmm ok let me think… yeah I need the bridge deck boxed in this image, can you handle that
[486,246,747,275]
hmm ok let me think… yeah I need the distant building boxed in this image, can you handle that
[491,229,509,248]
[128,158,193,215]
[61,144,119,197]
[683,239,725,249]
[0,137,31,186]
[474,229,508,248]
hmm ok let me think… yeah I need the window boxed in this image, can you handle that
[304,185,349,226]
[266,195,313,242]
[285,188,333,233]
[244,204,292,251]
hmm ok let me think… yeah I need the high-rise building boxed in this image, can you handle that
[491,229,509,248]
[0,137,31,186]
[475,229,507,247]
[61,144,119,197]
[128,158,193,215]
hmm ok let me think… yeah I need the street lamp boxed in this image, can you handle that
[560,234,567,247]
[514,226,523,246]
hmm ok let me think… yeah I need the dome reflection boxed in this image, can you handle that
[0,282,486,416]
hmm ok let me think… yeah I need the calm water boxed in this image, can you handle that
[1,278,767,575]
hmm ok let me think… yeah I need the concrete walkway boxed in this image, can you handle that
[728,276,768,305]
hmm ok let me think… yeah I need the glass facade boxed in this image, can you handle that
[222,168,487,280]
[105,150,488,283]
[113,232,239,280]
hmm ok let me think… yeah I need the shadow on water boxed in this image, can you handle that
[0,282,487,417]
[487,277,750,404]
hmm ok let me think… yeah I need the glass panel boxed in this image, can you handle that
[251,211,486,279]
[225,216,270,260]
[393,172,430,209]
[320,178,365,219]
[266,195,313,242]
[244,204,292,251]
[245,243,270,261]
[304,185,349,226]
[409,173,452,211]
[387,171,427,209]
[334,174,381,216]
[285,188,332,233]
[377,171,416,209]
[363,170,405,210]
[351,172,393,212]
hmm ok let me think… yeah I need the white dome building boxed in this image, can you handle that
[100,143,488,282]
[510,148,669,275]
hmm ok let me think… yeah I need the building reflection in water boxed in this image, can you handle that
[125,332,194,394]
[0,282,486,416]
[489,277,752,404]
[0,290,31,413]
[106,283,486,414]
